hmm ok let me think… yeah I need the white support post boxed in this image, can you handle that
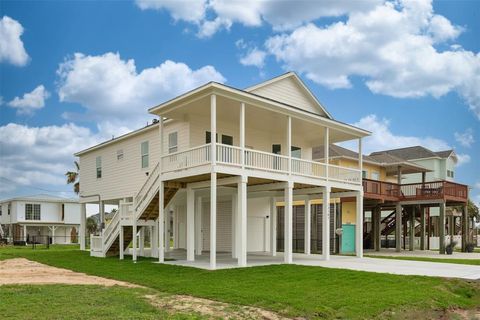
[158,180,165,262]
[23,225,27,242]
[355,191,364,258]
[322,188,331,260]
[231,193,237,259]
[287,116,292,174]
[305,198,312,255]
[139,227,145,256]
[165,207,171,252]
[151,223,158,258]
[51,226,56,245]
[270,197,277,256]
[159,116,164,171]
[119,226,124,260]
[324,127,329,180]
[195,197,203,255]
[173,206,178,249]
[240,102,245,169]
[132,218,137,262]
[187,187,195,261]
[211,94,217,165]
[210,172,217,269]
[284,181,293,263]
[99,201,105,231]
[238,175,248,266]
[79,203,86,250]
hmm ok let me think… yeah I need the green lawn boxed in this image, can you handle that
[0,285,201,320]
[1,245,480,319]
[366,255,480,266]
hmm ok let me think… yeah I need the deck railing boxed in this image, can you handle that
[363,179,468,202]
[161,143,362,185]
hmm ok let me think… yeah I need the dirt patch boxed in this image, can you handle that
[0,258,138,287]
[146,294,293,320]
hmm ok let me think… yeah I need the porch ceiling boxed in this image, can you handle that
[161,94,361,145]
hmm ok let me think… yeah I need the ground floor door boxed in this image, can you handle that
[341,224,355,253]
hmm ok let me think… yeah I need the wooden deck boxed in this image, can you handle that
[362,179,468,203]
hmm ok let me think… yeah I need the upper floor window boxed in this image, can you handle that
[362,170,368,179]
[8,204,11,215]
[291,146,301,159]
[96,156,102,179]
[168,132,178,154]
[206,131,218,144]
[0,206,2,216]
[141,141,149,168]
[116,149,124,161]
[447,170,454,178]
[25,203,41,220]
[371,171,380,180]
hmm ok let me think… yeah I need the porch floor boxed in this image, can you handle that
[157,249,480,280]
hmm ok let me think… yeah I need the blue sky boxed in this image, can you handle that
[0,0,479,205]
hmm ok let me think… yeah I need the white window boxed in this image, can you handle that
[168,132,178,154]
[447,170,454,178]
[8,204,10,215]
[25,204,41,220]
[141,141,149,168]
[96,156,102,178]
[362,170,368,179]
[116,149,124,161]
[371,171,380,180]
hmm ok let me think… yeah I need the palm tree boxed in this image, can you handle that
[86,217,98,235]
[65,161,80,194]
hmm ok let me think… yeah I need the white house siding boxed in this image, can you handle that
[248,76,325,116]
[202,200,232,252]
[79,120,189,202]
[189,114,313,160]
[64,203,81,224]
[16,201,61,222]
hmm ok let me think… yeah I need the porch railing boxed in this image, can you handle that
[161,143,362,185]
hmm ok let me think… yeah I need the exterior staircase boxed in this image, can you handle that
[90,162,182,257]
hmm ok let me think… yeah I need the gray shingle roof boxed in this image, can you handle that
[370,146,453,160]
[312,145,379,163]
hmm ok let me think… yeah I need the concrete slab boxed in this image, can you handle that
[366,249,480,260]
[160,250,480,280]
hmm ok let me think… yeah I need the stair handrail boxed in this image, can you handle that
[102,209,121,253]
[135,162,160,212]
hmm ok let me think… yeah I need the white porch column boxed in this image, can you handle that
[270,197,277,256]
[23,225,27,242]
[187,187,195,261]
[324,127,329,180]
[322,188,331,260]
[99,201,105,231]
[305,198,312,255]
[284,181,293,264]
[158,180,165,262]
[119,226,124,260]
[195,196,203,255]
[151,224,158,258]
[238,175,248,266]
[132,218,137,262]
[210,172,217,269]
[211,94,217,165]
[358,138,363,175]
[139,227,145,256]
[355,190,364,258]
[231,193,237,259]
[173,206,178,249]
[51,226,56,245]
[240,102,245,169]
[287,116,292,174]
[79,203,86,250]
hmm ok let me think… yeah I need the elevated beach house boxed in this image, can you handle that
[75,72,369,269]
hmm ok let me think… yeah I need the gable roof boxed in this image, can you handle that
[245,72,333,119]
[0,194,78,204]
[370,146,455,161]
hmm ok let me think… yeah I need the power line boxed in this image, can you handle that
[0,176,77,194]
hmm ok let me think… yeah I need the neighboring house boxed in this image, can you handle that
[312,145,469,253]
[0,194,81,245]
[75,72,369,269]
[370,146,458,183]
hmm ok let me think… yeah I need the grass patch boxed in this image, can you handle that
[0,285,200,319]
[2,246,480,319]
[366,255,480,266]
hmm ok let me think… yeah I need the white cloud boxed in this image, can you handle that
[456,153,471,167]
[7,85,50,115]
[135,0,381,37]
[454,128,475,147]
[57,52,225,135]
[342,114,450,154]
[0,16,29,66]
[265,0,480,119]
[240,47,266,68]
[0,123,103,195]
